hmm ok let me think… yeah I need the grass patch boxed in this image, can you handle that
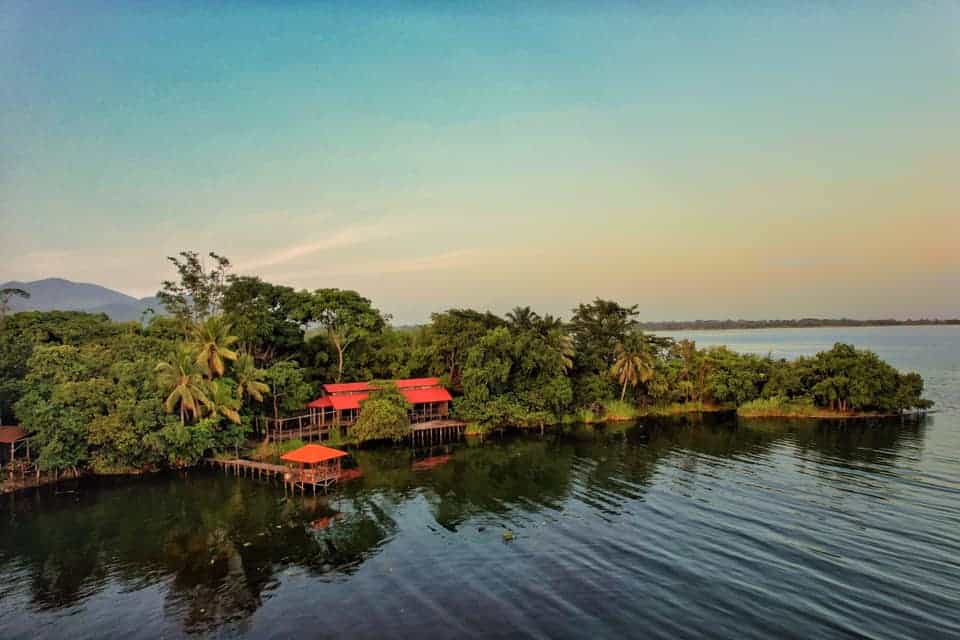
[641,401,730,416]
[249,439,305,462]
[602,400,639,421]
[737,397,817,417]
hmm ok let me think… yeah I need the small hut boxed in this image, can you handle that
[0,426,30,478]
[281,444,348,494]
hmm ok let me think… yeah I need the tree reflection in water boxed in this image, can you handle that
[0,414,928,635]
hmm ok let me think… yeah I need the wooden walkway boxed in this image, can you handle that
[204,457,349,494]
[410,419,466,446]
[204,458,288,479]
[258,413,331,444]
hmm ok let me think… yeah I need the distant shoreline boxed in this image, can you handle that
[639,319,960,332]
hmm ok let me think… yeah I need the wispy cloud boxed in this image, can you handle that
[336,249,488,276]
[237,223,388,271]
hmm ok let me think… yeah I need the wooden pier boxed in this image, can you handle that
[205,443,353,495]
[204,457,334,493]
[410,419,466,447]
[206,457,287,478]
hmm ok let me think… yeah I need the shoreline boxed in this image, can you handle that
[5,407,925,496]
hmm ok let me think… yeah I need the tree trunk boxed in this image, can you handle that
[621,379,628,402]
[335,343,345,382]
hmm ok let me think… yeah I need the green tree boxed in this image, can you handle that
[296,289,387,382]
[233,352,269,402]
[351,382,410,443]
[157,251,231,325]
[205,379,241,424]
[222,276,305,365]
[263,360,312,422]
[0,287,29,321]
[428,309,505,388]
[570,299,638,372]
[156,347,211,425]
[506,306,539,331]
[191,315,239,378]
[611,331,656,401]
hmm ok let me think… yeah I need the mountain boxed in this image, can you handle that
[1,278,164,322]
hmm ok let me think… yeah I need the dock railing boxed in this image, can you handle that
[258,412,330,443]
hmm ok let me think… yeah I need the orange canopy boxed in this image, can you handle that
[281,444,348,465]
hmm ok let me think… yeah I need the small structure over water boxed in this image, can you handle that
[281,444,349,495]
[0,426,32,481]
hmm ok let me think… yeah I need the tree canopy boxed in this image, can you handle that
[0,250,932,475]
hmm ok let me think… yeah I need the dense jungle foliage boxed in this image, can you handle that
[0,251,930,474]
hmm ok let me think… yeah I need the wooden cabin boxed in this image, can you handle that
[262,378,461,443]
[306,377,453,431]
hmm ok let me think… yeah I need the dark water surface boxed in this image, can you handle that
[2,327,959,639]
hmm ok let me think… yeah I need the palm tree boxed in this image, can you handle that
[205,380,242,424]
[611,331,656,402]
[506,306,540,331]
[191,315,239,378]
[156,348,211,425]
[547,327,575,372]
[233,352,269,402]
[677,339,698,402]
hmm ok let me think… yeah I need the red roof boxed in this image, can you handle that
[330,393,368,411]
[322,377,444,395]
[281,444,348,464]
[0,426,27,444]
[395,377,442,389]
[322,382,372,394]
[308,378,452,411]
[402,387,453,404]
[307,396,333,409]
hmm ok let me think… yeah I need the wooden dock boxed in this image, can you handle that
[205,458,288,479]
[204,456,352,494]
[410,419,466,446]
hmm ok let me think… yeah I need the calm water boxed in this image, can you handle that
[1,327,959,639]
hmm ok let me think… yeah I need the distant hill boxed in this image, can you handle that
[1,278,164,322]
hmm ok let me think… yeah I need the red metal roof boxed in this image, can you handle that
[308,378,451,411]
[307,396,333,409]
[402,387,453,404]
[322,377,444,395]
[322,382,372,394]
[0,426,27,444]
[329,393,369,411]
[395,377,442,389]
[281,444,348,464]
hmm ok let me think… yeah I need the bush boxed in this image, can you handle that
[145,418,217,468]
[351,382,410,444]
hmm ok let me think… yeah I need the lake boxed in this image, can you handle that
[1,327,958,638]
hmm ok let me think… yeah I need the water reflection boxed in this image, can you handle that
[0,415,935,636]
[0,473,398,634]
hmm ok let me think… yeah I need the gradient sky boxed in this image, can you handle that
[2,1,958,324]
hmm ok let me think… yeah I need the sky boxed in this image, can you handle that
[1,1,958,324]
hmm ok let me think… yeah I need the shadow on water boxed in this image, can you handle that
[0,413,935,636]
